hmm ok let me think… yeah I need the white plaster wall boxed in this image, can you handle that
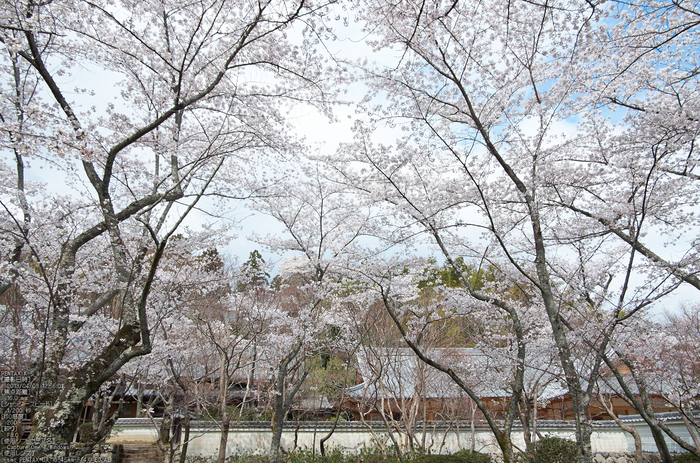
[623,422,696,453]
[107,424,159,444]
[183,426,506,457]
[108,420,631,458]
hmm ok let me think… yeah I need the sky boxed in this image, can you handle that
[15,8,405,277]
[206,14,408,270]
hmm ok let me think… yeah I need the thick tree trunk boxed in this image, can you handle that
[159,412,172,463]
[532,207,593,463]
[650,425,673,463]
[217,418,230,463]
[22,324,142,460]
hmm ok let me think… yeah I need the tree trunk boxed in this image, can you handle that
[520,394,532,447]
[680,407,700,453]
[380,290,519,463]
[470,403,476,453]
[179,416,190,463]
[532,385,539,440]
[159,402,173,463]
[239,347,256,419]
[217,355,230,463]
[601,354,674,463]
[217,419,230,463]
[270,342,308,463]
[320,401,343,458]
[136,382,145,416]
[376,395,403,461]
[270,365,287,463]
[22,324,142,460]
[650,424,673,463]
[452,77,595,461]
[359,407,387,455]
[598,392,643,463]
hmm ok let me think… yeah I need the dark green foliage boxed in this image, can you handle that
[78,423,94,443]
[452,450,492,463]
[238,250,270,290]
[220,448,399,463]
[225,457,270,463]
[519,436,579,463]
[416,450,491,463]
[673,453,700,463]
[417,257,492,292]
[285,449,350,463]
[356,446,402,463]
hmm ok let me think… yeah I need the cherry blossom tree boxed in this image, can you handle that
[0,0,333,458]
[663,306,700,432]
[246,158,373,460]
[547,3,700,460]
[343,258,528,463]
[333,1,700,462]
[261,281,317,462]
[195,261,273,463]
[598,309,700,462]
[100,239,237,463]
[556,2,700,293]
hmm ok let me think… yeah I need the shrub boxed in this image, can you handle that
[519,436,579,463]
[203,446,491,463]
[414,450,491,463]
[452,450,492,463]
[284,448,350,463]
[673,454,700,463]
[357,446,401,463]
[224,453,270,463]
[78,423,94,443]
